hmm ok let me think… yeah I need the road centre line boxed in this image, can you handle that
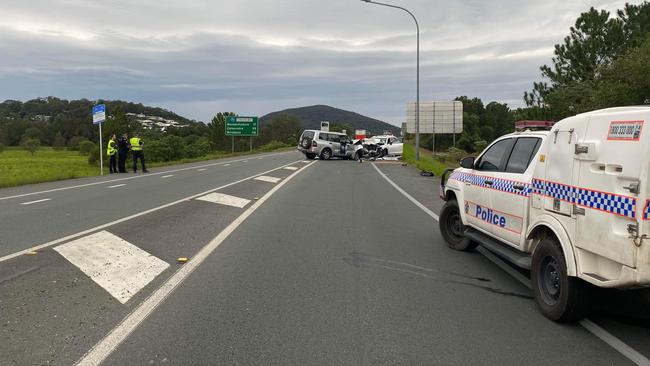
[371,163,649,366]
[20,198,51,205]
[0,159,304,264]
[108,184,126,188]
[0,151,292,201]
[76,160,316,366]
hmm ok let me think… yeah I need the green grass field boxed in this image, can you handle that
[0,147,99,188]
[0,146,295,189]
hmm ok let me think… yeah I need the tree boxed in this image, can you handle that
[259,114,302,146]
[208,112,235,151]
[52,132,66,150]
[22,138,40,155]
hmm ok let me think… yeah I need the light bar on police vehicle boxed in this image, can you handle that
[514,120,556,131]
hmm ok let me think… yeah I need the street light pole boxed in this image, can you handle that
[361,0,420,160]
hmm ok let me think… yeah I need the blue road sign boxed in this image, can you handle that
[92,104,106,125]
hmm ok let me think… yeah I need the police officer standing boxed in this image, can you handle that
[107,134,118,174]
[130,133,148,173]
[117,133,129,173]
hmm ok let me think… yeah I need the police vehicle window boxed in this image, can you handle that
[505,137,542,173]
[476,138,514,171]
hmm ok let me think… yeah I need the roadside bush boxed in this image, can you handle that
[67,136,86,151]
[52,132,66,150]
[474,140,488,152]
[146,139,173,162]
[0,143,5,153]
[22,138,40,155]
[78,140,96,156]
[88,148,100,165]
[184,137,211,158]
[259,140,289,151]
[161,135,185,161]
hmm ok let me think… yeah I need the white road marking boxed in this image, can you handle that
[54,231,169,304]
[197,168,207,171]
[195,192,251,208]
[108,184,126,189]
[20,198,51,205]
[254,176,282,184]
[0,151,293,201]
[76,161,316,366]
[258,157,263,160]
[283,166,298,171]
[372,163,650,366]
[242,160,248,163]
[0,159,304,263]
[300,161,311,163]
[161,175,174,178]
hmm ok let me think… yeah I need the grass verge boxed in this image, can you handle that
[402,144,454,176]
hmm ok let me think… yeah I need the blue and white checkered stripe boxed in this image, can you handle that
[532,179,637,219]
[644,201,650,220]
[449,172,531,197]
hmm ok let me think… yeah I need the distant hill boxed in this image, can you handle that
[260,105,400,136]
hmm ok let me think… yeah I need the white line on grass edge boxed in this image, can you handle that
[371,163,649,366]
[0,151,292,201]
[76,160,316,366]
[0,159,304,263]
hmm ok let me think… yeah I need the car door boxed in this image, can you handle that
[463,138,515,235]
[489,137,542,247]
[328,133,342,156]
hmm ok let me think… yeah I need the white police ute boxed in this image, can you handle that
[439,106,650,321]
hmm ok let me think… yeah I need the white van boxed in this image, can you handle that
[439,106,650,321]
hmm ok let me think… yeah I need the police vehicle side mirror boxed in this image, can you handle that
[460,156,475,169]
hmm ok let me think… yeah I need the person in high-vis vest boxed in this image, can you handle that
[107,134,118,174]
[129,134,148,173]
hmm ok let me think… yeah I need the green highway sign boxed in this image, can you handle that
[225,116,259,136]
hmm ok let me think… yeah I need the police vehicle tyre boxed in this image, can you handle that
[531,237,590,322]
[305,153,316,160]
[439,200,477,251]
[320,148,332,160]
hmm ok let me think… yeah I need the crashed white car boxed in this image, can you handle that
[372,135,403,156]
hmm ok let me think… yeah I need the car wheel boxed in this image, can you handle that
[531,237,590,322]
[305,153,316,160]
[320,148,332,160]
[439,200,477,251]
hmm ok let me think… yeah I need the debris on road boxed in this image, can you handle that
[177,257,189,263]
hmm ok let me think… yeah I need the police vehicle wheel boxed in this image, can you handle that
[439,200,477,251]
[305,153,316,160]
[320,148,332,160]
[531,238,589,322]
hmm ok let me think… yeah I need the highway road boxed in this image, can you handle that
[1,151,650,365]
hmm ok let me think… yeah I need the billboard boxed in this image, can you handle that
[406,101,463,134]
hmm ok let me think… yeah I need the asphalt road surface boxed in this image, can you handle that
[1,151,649,365]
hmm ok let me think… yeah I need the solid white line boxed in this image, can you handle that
[0,151,293,201]
[0,159,304,264]
[161,175,174,178]
[372,163,650,366]
[108,184,126,189]
[20,198,51,205]
[76,161,316,366]
[371,163,439,221]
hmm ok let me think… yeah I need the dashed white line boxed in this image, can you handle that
[0,151,293,201]
[197,168,207,171]
[76,161,316,366]
[20,198,51,205]
[242,160,248,163]
[108,184,126,188]
[371,162,650,366]
[161,175,174,178]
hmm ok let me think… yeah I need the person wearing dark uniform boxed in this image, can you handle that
[107,134,117,174]
[117,133,129,173]
[130,134,148,173]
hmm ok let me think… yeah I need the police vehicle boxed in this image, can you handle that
[439,106,650,321]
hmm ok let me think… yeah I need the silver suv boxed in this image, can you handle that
[297,130,354,160]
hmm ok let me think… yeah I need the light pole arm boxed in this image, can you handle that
[361,0,419,33]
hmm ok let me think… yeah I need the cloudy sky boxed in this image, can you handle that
[0,0,634,125]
